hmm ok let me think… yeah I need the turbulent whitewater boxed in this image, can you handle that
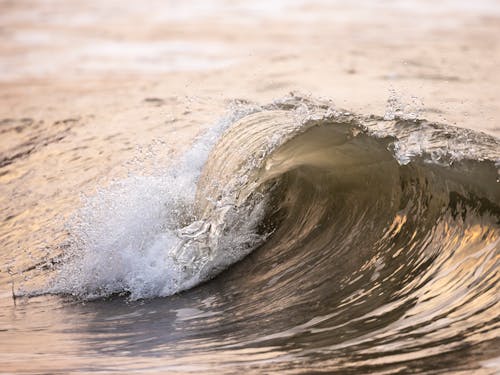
[6,95,500,373]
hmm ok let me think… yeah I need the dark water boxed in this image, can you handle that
[0,96,499,373]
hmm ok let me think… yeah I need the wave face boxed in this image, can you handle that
[47,95,499,373]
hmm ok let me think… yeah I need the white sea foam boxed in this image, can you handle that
[48,103,264,300]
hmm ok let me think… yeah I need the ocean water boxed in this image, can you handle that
[1,94,498,374]
[2,0,500,373]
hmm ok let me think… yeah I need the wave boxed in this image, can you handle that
[34,94,500,371]
[45,94,499,301]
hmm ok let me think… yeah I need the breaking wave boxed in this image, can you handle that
[39,94,499,372]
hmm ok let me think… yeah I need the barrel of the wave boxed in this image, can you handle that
[192,107,399,247]
[194,106,396,217]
